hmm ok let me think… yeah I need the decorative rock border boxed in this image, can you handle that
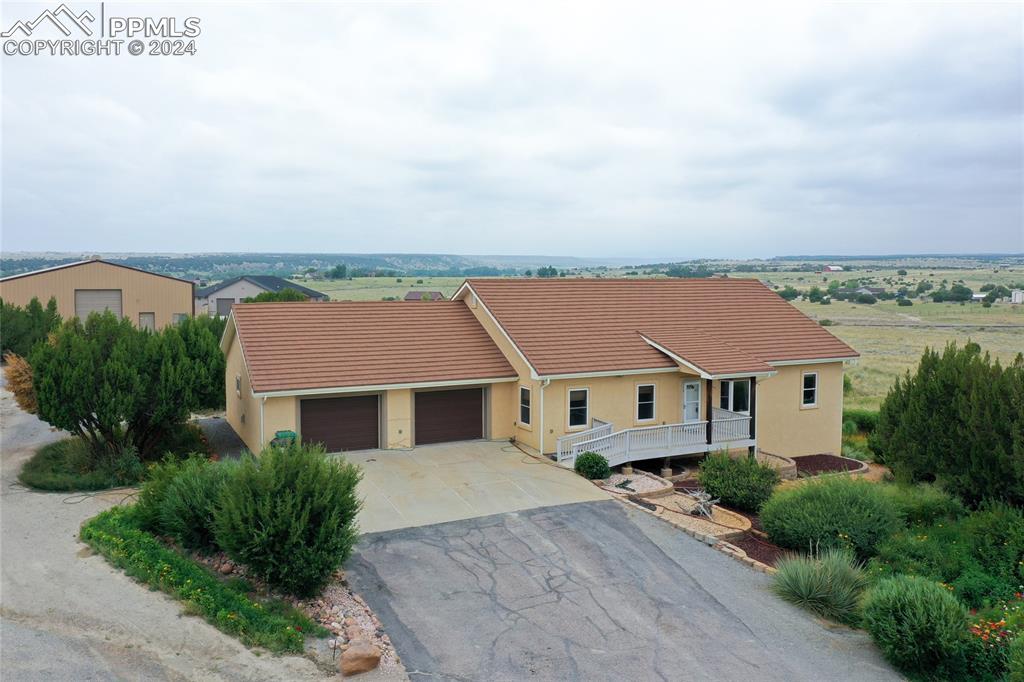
[614,495,777,575]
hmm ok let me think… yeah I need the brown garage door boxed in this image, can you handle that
[300,395,379,452]
[414,388,484,445]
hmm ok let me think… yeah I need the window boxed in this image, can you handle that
[802,372,818,407]
[636,384,655,421]
[568,388,589,428]
[172,313,188,324]
[519,386,531,425]
[235,374,241,397]
[138,312,155,332]
[719,379,751,414]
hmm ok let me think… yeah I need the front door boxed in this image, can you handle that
[683,380,701,422]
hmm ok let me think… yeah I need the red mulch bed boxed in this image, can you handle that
[792,454,862,476]
[728,532,787,567]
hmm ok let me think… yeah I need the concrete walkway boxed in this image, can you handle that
[344,442,609,533]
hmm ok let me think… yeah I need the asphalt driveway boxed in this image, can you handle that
[348,499,898,682]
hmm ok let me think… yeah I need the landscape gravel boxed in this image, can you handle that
[601,472,670,494]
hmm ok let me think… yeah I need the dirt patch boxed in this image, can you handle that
[792,454,863,476]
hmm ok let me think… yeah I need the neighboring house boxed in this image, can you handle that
[836,286,885,297]
[1012,289,1024,305]
[222,279,858,466]
[0,259,193,330]
[195,276,327,316]
[970,293,988,303]
[823,265,844,272]
[403,291,445,301]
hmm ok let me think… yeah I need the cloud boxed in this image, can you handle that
[2,1,1021,257]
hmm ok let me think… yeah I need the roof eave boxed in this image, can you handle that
[251,375,519,399]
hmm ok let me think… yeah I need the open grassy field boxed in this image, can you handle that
[299,272,1022,411]
[299,276,466,301]
[728,266,1024,293]
[789,298,1023,409]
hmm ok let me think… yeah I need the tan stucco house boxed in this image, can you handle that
[0,259,193,330]
[221,278,858,466]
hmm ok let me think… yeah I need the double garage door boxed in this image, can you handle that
[299,388,484,453]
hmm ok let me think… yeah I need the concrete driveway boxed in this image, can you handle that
[345,442,608,533]
[348,500,898,682]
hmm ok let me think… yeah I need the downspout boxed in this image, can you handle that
[259,396,266,451]
[538,378,550,456]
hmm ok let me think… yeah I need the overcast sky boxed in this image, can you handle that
[2,2,1022,258]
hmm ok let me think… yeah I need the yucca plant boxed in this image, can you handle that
[772,546,868,626]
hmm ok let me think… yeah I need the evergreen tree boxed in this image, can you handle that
[870,342,1024,506]
[31,312,209,462]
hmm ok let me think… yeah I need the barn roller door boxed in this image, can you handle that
[75,289,122,319]
[414,388,484,445]
[300,395,380,453]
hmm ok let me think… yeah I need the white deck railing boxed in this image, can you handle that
[555,418,613,462]
[563,410,753,468]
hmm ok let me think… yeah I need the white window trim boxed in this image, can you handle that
[801,371,819,409]
[519,385,532,428]
[720,378,751,415]
[635,383,656,423]
[567,387,590,431]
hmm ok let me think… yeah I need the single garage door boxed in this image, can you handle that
[414,388,484,445]
[75,289,122,319]
[301,395,380,452]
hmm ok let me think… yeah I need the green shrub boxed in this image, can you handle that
[842,419,858,436]
[160,457,234,551]
[81,506,318,653]
[877,483,965,526]
[698,453,779,513]
[1009,636,1024,682]
[868,504,1024,608]
[842,409,879,434]
[574,452,610,480]
[213,444,361,596]
[862,575,968,676]
[135,456,186,532]
[772,547,867,626]
[761,477,901,559]
[897,298,913,307]
[952,567,1010,609]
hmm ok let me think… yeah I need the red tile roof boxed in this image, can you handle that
[464,278,858,377]
[640,328,774,376]
[232,302,517,394]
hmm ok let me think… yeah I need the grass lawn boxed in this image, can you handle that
[19,424,210,491]
[19,438,126,491]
